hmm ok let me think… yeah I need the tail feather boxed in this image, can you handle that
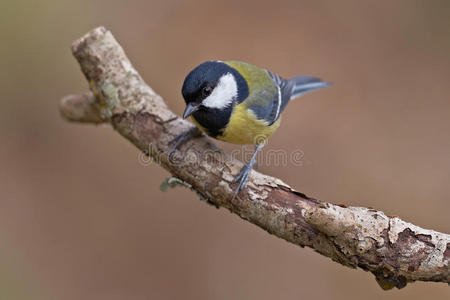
[289,76,331,100]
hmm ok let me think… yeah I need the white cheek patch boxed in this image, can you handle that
[202,73,238,109]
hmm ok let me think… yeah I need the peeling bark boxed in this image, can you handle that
[60,27,450,290]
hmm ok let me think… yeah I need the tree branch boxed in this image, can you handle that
[60,27,450,290]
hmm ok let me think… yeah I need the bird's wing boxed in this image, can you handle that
[244,70,291,126]
[226,61,331,126]
[266,71,294,124]
[248,72,331,126]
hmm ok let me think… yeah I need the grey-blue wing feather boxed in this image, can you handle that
[277,74,331,120]
[289,75,331,100]
[263,71,300,125]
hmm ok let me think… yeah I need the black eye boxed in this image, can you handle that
[202,86,212,96]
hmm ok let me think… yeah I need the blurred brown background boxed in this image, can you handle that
[1,0,449,299]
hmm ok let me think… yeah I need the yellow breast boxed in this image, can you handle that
[218,103,280,144]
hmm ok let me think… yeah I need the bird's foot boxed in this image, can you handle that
[232,163,253,200]
[231,143,264,200]
[169,127,202,153]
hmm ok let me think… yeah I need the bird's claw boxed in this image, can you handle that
[232,163,253,200]
[231,143,264,200]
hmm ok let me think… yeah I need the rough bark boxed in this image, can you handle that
[59,26,450,290]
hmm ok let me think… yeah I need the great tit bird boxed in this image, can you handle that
[174,60,330,198]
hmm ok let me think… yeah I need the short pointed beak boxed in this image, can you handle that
[183,103,199,119]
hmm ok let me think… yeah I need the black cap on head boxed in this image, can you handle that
[182,61,228,105]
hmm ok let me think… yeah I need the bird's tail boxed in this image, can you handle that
[289,76,331,100]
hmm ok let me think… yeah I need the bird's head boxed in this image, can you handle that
[181,61,248,119]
